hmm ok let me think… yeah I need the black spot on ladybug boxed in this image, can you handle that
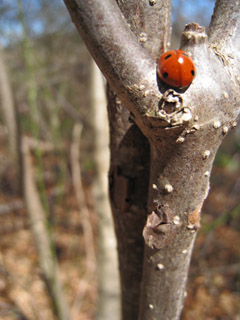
[191,70,195,76]
[163,72,168,79]
[164,54,172,60]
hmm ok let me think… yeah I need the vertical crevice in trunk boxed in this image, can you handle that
[107,88,150,319]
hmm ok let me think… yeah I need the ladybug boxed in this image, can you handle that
[157,50,196,88]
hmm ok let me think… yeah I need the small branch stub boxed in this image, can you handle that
[156,90,192,126]
[180,23,207,47]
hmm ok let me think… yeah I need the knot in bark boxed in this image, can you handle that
[157,89,192,126]
[143,203,177,249]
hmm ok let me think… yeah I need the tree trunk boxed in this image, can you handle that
[89,60,121,320]
[64,0,240,318]
[22,136,71,320]
[0,45,19,168]
[107,94,149,319]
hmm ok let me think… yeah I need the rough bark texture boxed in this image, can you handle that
[64,0,240,319]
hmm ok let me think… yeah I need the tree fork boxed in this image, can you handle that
[64,0,240,319]
[106,1,171,317]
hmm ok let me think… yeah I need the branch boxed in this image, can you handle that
[64,0,160,120]
[208,0,240,45]
[117,0,172,60]
[180,23,240,125]
[208,0,240,64]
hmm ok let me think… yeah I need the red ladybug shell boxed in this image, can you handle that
[157,50,196,88]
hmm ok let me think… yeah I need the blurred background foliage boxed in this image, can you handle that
[0,0,239,319]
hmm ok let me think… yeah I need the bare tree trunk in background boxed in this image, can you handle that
[0,45,19,166]
[70,122,97,317]
[90,60,120,320]
[22,136,71,320]
[64,0,240,319]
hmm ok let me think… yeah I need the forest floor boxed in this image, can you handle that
[0,164,239,320]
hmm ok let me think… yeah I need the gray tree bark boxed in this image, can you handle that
[64,0,240,319]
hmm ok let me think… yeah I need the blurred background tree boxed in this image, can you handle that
[0,0,239,319]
